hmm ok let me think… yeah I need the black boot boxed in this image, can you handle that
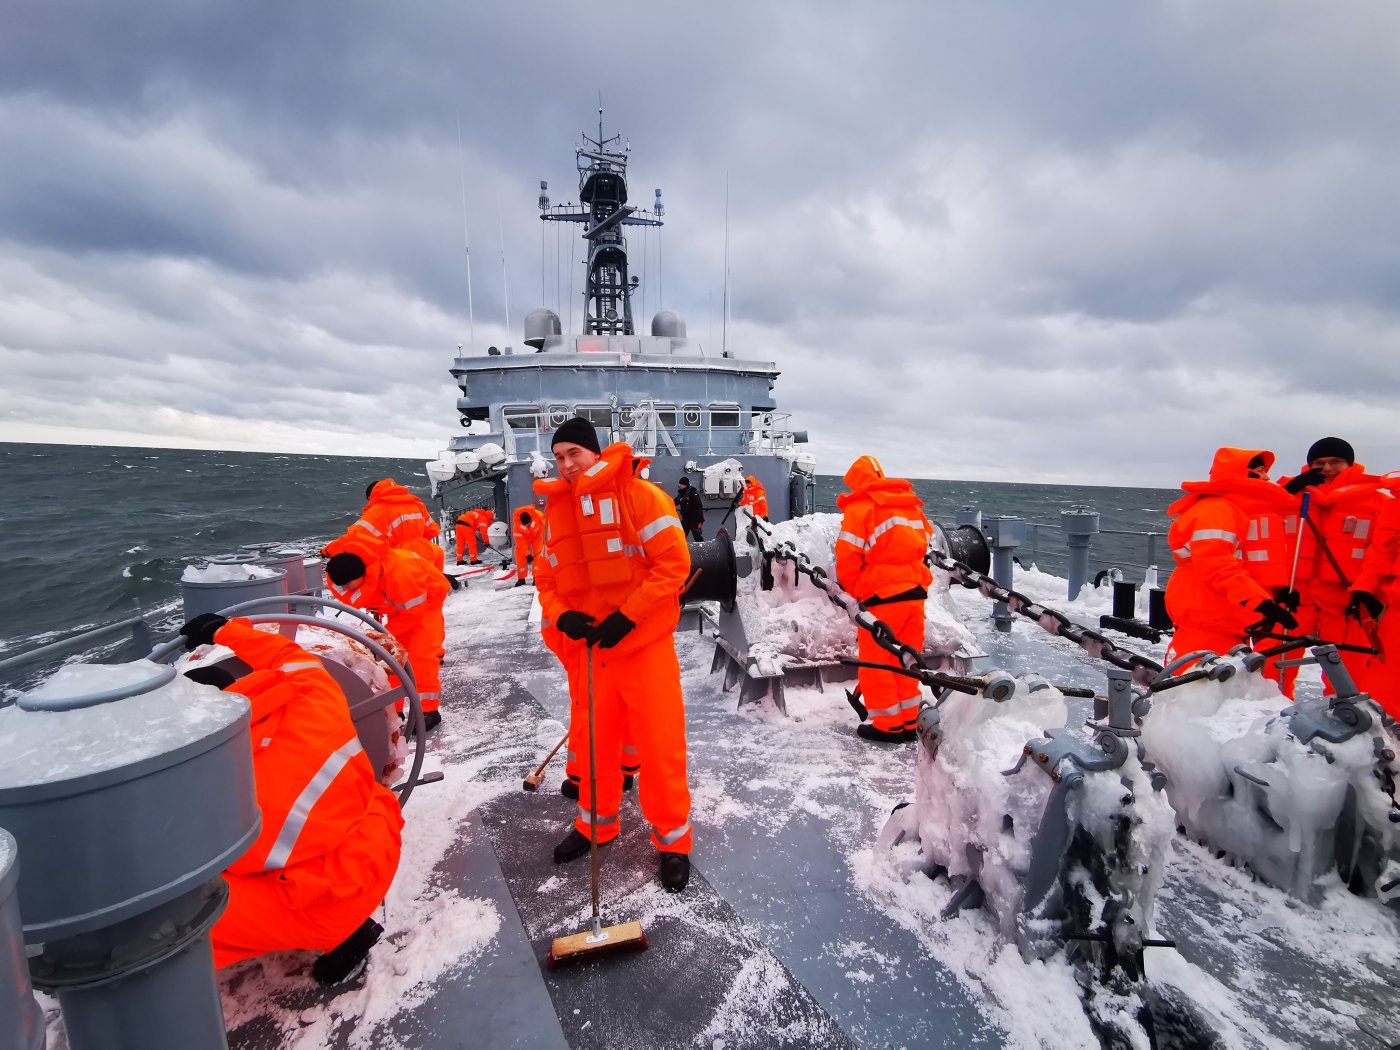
[410,710,442,735]
[659,853,690,892]
[514,578,527,587]
[560,778,579,800]
[311,918,383,985]
[553,828,607,864]
[622,774,635,792]
[856,723,914,744]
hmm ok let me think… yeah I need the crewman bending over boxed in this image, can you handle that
[739,474,769,520]
[454,508,494,565]
[1164,448,1298,671]
[511,505,544,587]
[535,416,693,892]
[357,478,442,567]
[180,613,403,984]
[835,456,933,743]
[324,534,451,732]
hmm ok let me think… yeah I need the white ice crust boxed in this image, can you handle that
[729,512,979,676]
[182,563,281,583]
[0,663,247,788]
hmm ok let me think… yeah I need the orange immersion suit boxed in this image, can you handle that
[357,479,441,567]
[324,535,451,714]
[209,619,404,968]
[1163,448,1294,669]
[454,509,494,563]
[1344,481,1399,714]
[1282,462,1392,659]
[512,505,545,582]
[739,476,769,519]
[834,456,933,733]
[535,443,693,854]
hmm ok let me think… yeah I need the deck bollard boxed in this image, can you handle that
[984,517,1025,633]
[1060,506,1100,601]
[1111,580,1137,620]
[1148,587,1173,632]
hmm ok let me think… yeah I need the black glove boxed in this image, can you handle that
[180,613,228,650]
[1251,599,1298,633]
[556,611,596,641]
[1283,468,1326,495]
[1273,587,1301,614]
[589,611,636,649]
[1346,590,1383,622]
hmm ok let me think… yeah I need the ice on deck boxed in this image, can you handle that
[181,563,281,583]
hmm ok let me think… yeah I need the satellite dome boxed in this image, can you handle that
[524,308,562,350]
[650,310,686,338]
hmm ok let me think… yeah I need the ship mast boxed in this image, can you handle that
[538,106,664,336]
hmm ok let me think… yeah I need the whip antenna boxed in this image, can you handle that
[456,113,475,348]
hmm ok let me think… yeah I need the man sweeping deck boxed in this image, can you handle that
[534,416,694,893]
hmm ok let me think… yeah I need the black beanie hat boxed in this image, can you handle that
[1306,437,1354,466]
[677,477,690,487]
[366,478,389,499]
[550,416,601,455]
[326,552,367,586]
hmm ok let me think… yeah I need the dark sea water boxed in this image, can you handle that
[0,442,1177,657]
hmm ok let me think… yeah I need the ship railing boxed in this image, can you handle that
[0,615,157,702]
[812,500,1173,591]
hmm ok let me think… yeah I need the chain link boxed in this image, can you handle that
[745,513,1164,689]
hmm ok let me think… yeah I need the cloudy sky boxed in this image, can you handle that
[2,1,1398,487]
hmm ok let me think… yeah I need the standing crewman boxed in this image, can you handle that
[1350,483,1400,714]
[1280,439,1392,663]
[357,478,442,567]
[511,505,545,587]
[1164,448,1298,669]
[454,508,494,565]
[534,416,693,892]
[739,475,769,520]
[323,533,451,732]
[675,477,705,541]
[834,456,933,743]
[179,614,403,983]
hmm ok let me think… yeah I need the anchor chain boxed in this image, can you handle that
[745,512,1164,689]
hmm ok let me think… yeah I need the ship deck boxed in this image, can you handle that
[44,566,1398,1049]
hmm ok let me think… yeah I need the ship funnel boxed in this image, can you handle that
[651,310,686,338]
[523,308,562,350]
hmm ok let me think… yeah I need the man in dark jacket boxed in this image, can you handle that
[672,478,705,543]
[675,477,705,541]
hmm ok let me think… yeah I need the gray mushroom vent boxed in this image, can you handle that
[524,308,562,350]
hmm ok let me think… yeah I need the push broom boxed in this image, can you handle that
[522,730,568,792]
[546,643,648,967]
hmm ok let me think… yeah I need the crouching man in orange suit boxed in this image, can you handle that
[180,613,403,984]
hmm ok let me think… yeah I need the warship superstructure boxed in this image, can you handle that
[425,116,814,529]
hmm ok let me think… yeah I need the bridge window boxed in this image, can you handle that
[619,406,636,428]
[504,406,540,430]
[709,403,741,428]
[547,405,570,427]
[575,405,612,427]
[682,405,702,428]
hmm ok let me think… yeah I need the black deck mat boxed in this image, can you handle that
[478,788,855,1049]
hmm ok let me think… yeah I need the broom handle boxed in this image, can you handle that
[1287,492,1310,591]
[587,644,602,936]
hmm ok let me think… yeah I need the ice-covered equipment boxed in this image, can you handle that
[180,555,287,620]
[680,531,741,609]
[241,542,310,594]
[2,827,45,1050]
[701,458,746,500]
[706,513,979,711]
[1142,643,1400,906]
[486,520,509,549]
[0,659,258,1050]
[453,450,481,474]
[475,443,506,468]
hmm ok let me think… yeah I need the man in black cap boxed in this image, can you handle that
[675,477,705,541]
[1278,437,1392,688]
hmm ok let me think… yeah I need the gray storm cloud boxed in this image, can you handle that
[1,0,1398,485]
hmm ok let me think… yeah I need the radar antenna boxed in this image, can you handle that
[539,109,664,336]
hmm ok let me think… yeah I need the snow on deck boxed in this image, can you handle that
[35,562,1398,1049]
